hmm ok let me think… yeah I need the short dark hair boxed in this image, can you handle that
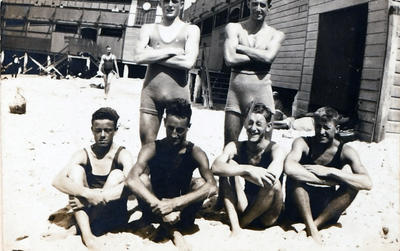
[106,45,111,49]
[166,98,192,124]
[245,102,273,122]
[249,0,272,8]
[91,107,119,129]
[313,106,340,125]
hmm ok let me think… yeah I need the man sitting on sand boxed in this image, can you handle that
[284,106,372,243]
[126,99,217,250]
[212,102,285,236]
[52,107,133,250]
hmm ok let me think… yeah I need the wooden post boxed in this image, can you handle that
[373,4,399,141]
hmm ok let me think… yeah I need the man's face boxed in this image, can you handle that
[248,0,269,21]
[164,114,189,146]
[161,0,181,19]
[314,119,337,144]
[106,47,111,54]
[91,119,116,147]
[245,113,271,142]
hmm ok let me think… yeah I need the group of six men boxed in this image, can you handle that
[52,0,372,250]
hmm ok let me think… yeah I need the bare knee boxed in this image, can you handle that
[104,169,124,187]
[68,165,88,186]
[191,178,206,191]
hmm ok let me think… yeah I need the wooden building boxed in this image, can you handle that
[1,0,163,77]
[184,0,400,142]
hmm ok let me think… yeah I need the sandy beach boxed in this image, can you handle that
[1,75,399,251]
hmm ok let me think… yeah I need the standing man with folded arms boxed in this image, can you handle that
[133,0,200,146]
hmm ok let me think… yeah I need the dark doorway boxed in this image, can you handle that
[309,4,368,117]
[81,28,97,42]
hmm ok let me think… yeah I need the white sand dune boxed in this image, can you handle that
[1,75,399,250]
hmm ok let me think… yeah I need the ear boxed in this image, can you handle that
[187,122,192,129]
[335,124,340,133]
[266,122,273,132]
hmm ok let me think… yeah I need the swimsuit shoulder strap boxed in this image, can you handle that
[111,146,125,171]
[82,148,92,173]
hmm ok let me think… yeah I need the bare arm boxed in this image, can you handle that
[236,30,285,64]
[212,142,276,187]
[223,23,252,66]
[102,149,134,202]
[266,143,285,179]
[212,142,246,176]
[113,55,120,77]
[132,24,181,64]
[284,138,338,186]
[159,25,200,70]
[328,144,372,190]
[98,55,105,72]
[52,150,92,197]
[169,146,217,211]
[126,143,160,206]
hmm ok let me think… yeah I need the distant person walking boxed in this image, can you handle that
[98,45,119,96]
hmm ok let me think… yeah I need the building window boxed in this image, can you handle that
[215,9,228,27]
[201,16,213,35]
[55,24,78,33]
[135,0,158,25]
[5,19,25,28]
[242,1,250,19]
[100,28,123,37]
[229,7,241,22]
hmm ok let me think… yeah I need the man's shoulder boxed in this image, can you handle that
[140,23,156,31]
[225,22,241,32]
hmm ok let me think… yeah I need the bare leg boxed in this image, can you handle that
[224,111,244,145]
[239,181,282,228]
[221,177,242,236]
[170,228,191,251]
[139,112,162,146]
[314,185,358,229]
[68,166,99,249]
[292,181,321,244]
[258,181,283,227]
[104,74,110,95]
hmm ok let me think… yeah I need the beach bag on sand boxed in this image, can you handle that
[9,88,26,114]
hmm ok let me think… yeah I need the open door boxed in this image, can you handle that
[309,4,368,118]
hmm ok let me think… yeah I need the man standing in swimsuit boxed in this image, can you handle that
[284,107,372,243]
[98,45,119,96]
[126,99,217,250]
[212,103,285,237]
[223,0,285,145]
[133,0,200,146]
[52,107,133,250]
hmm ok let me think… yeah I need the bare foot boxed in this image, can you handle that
[82,234,104,251]
[309,228,323,245]
[171,230,191,251]
[229,228,242,238]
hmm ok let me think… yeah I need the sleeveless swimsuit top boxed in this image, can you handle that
[233,141,274,194]
[82,146,124,189]
[144,23,189,87]
[148,139,196,199]
[301,137,344,168]
[103,56,114,71]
